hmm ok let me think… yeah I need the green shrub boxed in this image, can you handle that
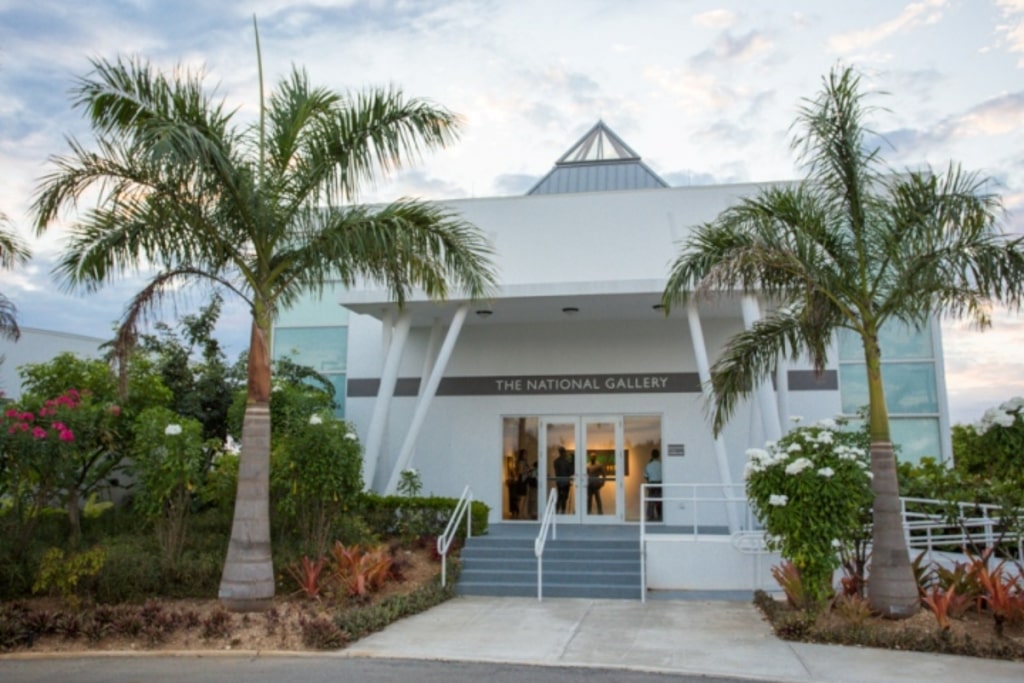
[332,578,453,643]
[32,546,107,608]
[359,493,489,542]
[272,413,364,556]
[131,408,212,568]
[91,536,164,603]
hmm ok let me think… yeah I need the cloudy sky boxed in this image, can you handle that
[0,0,1022,425]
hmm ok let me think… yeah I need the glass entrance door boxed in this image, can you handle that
[541,416,622,523]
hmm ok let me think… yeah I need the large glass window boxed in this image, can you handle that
[839,362,938,415]
[837,321,943,464]
[501,417,539,521]
[273,326,348,417]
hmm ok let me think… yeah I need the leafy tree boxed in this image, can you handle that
[32,22,497,610]
[662,66,1024,617]
[136,294,241,442]
[0,212,30,343]
[13,353,171,544]
[953,397,1024,481]
[226,356,336,442]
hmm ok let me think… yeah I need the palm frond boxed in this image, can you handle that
[708,307,824,434]
[273,200,497,310]
[0,293,21,341]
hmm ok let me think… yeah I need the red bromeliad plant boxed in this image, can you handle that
[287,555,327,601]
[975,559,1024,636]
[330,542,394,599]
[921,585,972,632]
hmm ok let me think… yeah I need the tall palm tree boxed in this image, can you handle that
[661,65,1024,617]
[0,213,30,341]
[32,25,497,611]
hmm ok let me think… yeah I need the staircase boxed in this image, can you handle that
[455,524,642,599]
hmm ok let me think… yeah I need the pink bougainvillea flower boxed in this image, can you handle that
[18,422,29,431]
[32,427,47,439]
[58,429,75,442]
[52,422,67,432]
[5,408,18,418]
[19,412,33,422]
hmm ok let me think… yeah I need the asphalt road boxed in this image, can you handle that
[0,655,762,683]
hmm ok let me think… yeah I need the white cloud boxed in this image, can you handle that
[828,0,948,54]
[995,0,1024,65]
[693,9,737,29]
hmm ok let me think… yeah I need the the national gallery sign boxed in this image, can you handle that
[348,373,702,397]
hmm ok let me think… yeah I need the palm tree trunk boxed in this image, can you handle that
[218,318,275,612]
[863,337,919,617]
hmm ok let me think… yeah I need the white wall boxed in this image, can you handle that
[0,327,105,400]
[346,309,842,522]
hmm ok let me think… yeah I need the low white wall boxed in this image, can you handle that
[646,535,781,591]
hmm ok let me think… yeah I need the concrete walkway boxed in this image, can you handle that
[342,595,1024,683]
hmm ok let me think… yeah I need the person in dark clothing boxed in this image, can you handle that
[644,449,663,522]
[553,447,573,513]
[586,453,605,514]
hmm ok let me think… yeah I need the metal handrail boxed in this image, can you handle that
[899,496,1024,559]
[437,485,473,587]
[534,487,559,601]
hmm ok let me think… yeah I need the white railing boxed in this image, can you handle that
[534,487,559,601]
[437,485,474,588]
[900,496,1024,559]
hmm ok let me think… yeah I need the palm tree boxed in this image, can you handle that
[661,65,1024,617]
[0,213,30,341]
[32,24,497,611]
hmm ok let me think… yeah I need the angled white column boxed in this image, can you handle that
[741,296,783,443]
[363,310,411,490]
[385,303,469,494]
[419,317,443,394]
[776,359,790,434]
[687,301,740,532]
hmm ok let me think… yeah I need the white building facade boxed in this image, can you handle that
[274,123,951,532]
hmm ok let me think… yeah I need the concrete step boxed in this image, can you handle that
[456,525,642,600]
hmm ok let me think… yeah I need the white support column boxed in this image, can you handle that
[741,296,783,443]
[385,303,469,494]
[687,301,740,532]
[419,317,443,395]
[776,360,790,435]
[363,310,411,490]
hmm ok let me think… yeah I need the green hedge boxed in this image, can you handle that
[359,493,489,541]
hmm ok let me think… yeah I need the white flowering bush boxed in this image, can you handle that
[745,417,873,605]
[952,397,1024,482]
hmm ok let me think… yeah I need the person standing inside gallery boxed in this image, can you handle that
[553,447,573,513]
[586,453,605,514]
[644,449,663,522]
